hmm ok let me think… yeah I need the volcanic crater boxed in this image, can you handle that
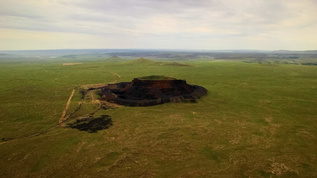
[99,75,207,106]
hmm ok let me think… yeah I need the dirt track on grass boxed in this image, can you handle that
[59,71,121,125]
[59,89,76,124]
[110,71,121,83]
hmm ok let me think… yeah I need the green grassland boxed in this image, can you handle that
[0,58,317,177]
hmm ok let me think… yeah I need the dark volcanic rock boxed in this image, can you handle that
[100,77,207,106]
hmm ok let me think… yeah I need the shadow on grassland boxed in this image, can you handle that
[67,115,113,133]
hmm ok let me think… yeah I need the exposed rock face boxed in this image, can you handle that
[100,77,207,106]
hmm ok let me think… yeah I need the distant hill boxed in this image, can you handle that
[273,50,317,54]
[128,58,157,64]
[61,55,77,59]
[0,53,14,60]
[106,55,123,62]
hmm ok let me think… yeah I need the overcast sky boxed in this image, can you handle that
[0,0,316,50]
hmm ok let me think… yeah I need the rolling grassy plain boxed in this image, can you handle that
[0,58,317,177]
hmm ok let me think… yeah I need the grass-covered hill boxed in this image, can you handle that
[105,55,123,62]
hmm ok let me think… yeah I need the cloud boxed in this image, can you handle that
[0,0,316,50]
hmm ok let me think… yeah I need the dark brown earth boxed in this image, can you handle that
[67,115,113,133]
[99,77,207,106]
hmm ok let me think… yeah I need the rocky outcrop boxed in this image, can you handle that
[99,77,207,106]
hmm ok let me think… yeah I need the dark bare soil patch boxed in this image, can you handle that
[67,115,113,133]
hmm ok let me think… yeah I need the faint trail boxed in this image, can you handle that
[59,88,76,125]
[1,124,61,145]
[110,71,121,83]
[89,91,100,104]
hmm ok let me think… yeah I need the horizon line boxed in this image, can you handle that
[1,48,317,52]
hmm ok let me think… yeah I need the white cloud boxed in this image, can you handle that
[0,0,316,50]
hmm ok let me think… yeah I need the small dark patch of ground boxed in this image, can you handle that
[67,115,113,133]
[1,137,13,142]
